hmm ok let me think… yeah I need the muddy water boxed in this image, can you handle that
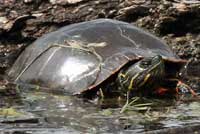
[1,88,200,134]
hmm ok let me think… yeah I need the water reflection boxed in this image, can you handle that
[1,91,200,133]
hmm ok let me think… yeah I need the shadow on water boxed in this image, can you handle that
[1,89,200,134]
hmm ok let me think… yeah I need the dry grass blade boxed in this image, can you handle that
[120,96,153,113]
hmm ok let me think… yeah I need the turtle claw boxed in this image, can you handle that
[153,79,198,97]
[176,81,197,97]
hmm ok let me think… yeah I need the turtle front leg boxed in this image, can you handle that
[154,79,198,97]
[176,80,197,97]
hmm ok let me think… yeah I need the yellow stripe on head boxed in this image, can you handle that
[128,73,139,90]
[138,73,151,87]
[119,73,126,78]
[122,76,130,84]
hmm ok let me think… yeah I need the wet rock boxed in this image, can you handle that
[177,0,200,4]
[24,0,33,4]
[116,0,152,21]
[0,15,36,32]
[117,5,150,21]
[0,17,9,24]
[0,0,16,6]
[49,0,83,5]
[0,17,10,31]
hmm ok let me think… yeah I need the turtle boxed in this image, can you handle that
[7,19,196,97]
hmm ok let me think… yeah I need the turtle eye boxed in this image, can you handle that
[139,59,152,68]
[139,55,163,69]
[151,55,162,64]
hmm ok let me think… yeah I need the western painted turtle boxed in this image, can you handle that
[7,19,196,96]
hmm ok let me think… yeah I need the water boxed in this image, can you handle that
[1,90,200,134]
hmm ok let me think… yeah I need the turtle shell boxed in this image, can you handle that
[7,19,186,94]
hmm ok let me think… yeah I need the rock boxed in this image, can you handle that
[173,3,188,12]
[0,17,11,31]
[24,0,33,3]
[0,17,9,24]
[49,0,83,5]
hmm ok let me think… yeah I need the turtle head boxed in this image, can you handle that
[118,55,165,93]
